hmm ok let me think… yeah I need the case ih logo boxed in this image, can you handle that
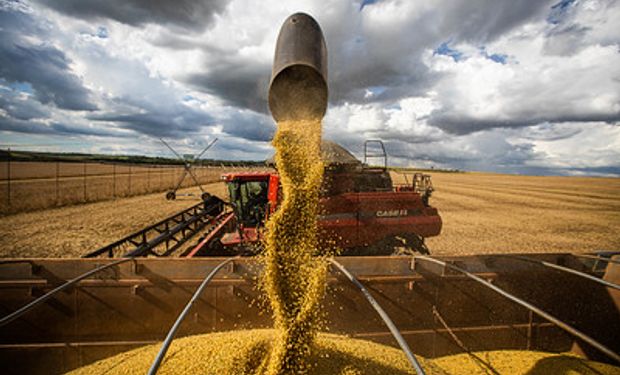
[376,209,408,217]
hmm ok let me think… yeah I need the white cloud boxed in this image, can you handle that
[1,0,619,175]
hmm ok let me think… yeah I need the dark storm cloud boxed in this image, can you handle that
[435,1,555,43]
[36,0,230,31]
[429,111,620,135]
[325,0,555,106]
[544,23,591,55]
[0,114,118,137]
[0,6,97,111]
[89,104,214,139]
[0,87,50,120]
[218,109,275,142]
[186,59,271,114]
[49,122,121,137]
[382,132,544,174]
[568,165,620,176]
[183,0,555,115]
[215,137,270,156]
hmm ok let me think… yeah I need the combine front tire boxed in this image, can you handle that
[166,191,176,200]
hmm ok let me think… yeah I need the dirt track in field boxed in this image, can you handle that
[0,172,618,258]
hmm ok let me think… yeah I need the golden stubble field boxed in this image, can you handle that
[0,183,229,258]
[0,171,618,258]
[406,172,620,255]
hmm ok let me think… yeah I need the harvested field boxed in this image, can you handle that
[0,172,618,258]
[0,161,247,214]
[0,183,227,258]
[396,172,620,255]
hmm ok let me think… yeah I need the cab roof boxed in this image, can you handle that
[221,171,276,182]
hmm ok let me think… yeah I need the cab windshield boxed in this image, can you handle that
[228,180,269,226]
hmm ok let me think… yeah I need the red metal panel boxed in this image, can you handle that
[185,212,235,258]
[221,171,273,182]
[267,174,279,213]
[320,191,442,248]
[319,193,359,248]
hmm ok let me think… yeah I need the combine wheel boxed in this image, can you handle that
[165,191,176,200]
[201,192,211,201]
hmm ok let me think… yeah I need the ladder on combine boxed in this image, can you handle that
[363,140,387,169]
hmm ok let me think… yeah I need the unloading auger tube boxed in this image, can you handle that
[268,12,328,122]
[330,259,427,375]
[415,255,620,364]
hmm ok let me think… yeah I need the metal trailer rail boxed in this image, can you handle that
[330,259,427,375]
[572,253,620,266]
[505,255,620,291]
[0,258,134,328]
[147,258,234,375]
[415,256,620,364]
[83,200,224,258]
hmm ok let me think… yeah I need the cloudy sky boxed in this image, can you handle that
[1,0,619,175]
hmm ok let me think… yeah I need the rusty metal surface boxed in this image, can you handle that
[330,259,426,374]
[571,254,620,361]
[0,254,618,374]
[416,256,620,363]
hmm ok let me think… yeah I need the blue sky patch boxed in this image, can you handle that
[434,41,464,62]
[7,81,34,94]
[366,85,386,97]
[547,0,576,24]
[96,26,108,39]
[479,46,508,64]
[488,53,507,64]
[360,0,379,10]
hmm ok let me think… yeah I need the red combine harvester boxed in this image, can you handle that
[187,139,441,257]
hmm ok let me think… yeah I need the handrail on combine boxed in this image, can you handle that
[504,255,620,291]
[415,256,620,364]
[329,259,427,375]
[0,258,134,328]
[147,258,235,375]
